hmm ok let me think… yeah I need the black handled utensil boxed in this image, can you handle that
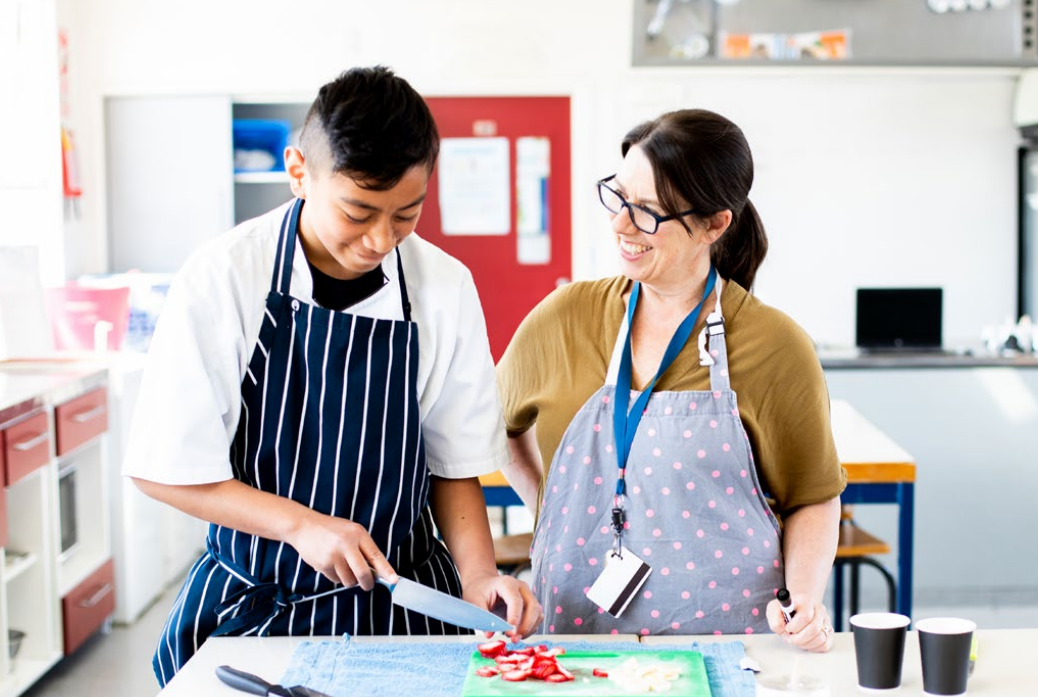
[216,665,333,697]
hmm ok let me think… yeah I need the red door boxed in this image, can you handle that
[422,97,571,361]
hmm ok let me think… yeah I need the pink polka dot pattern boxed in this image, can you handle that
[682,591,691,599]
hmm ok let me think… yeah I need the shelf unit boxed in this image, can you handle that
[231,101,307,224]
[233,171,289,184]
[0,374,112,697]
[2,552,38,585]
[0,464,61,694]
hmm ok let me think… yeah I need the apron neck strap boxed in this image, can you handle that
[396,249,412,323]
[272,199,303,296]
[271,199,412,323]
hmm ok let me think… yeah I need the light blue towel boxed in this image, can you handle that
[280,638,755,697]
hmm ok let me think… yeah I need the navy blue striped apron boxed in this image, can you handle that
[153,199,464,686]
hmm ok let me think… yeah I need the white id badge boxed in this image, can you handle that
[585,547,652,618]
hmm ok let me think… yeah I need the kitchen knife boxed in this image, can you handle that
[216,665,332,697]
[377,576,514,633]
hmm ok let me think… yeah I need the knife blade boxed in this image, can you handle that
[377,576,514,633]
[216,665,333,697]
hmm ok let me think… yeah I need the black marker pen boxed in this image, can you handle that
[777,588,796,624]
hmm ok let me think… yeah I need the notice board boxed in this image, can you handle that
[423,97,571,362]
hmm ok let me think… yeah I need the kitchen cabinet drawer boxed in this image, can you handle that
[0,453,6,548]
[61,558,115,655]
[3,411,52,486]
[55,387,108,456]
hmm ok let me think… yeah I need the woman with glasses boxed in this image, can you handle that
[497,109,844,651]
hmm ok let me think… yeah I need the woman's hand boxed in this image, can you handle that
[766,592,834,653]
[288,510,397,591]
[463,572,543,643]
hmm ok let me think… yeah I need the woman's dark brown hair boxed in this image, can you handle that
[621,109,768,290]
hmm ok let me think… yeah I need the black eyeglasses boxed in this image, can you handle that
[596,175,696,235]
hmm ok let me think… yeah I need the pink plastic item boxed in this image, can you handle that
[45,285,131,351]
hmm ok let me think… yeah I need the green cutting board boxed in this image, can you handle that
[460,650,712,697]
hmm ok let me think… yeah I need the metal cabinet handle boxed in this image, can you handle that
[79,582,113,608]
[12,432,49,451]
[71,405,106,423]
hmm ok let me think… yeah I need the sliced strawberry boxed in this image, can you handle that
[475,667,499,678]
[494,654,516,664]
[532,662,557,680]
[518,658,535,671]
[592,668,610,678]
[546,647,566,657]
[477,640,507,658]
[545,673,571,683]
[556,665,574,680]
[501,669,531,682]
[537,644,549,652]
[512,647,537,656]
[496,662,518,672]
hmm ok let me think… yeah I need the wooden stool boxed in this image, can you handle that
[832,505,896,631]
[493,532,533,577]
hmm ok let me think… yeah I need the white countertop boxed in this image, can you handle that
[0,356,118,417]
[159,628,1036,696]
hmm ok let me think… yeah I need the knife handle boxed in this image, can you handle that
[216,665,276,695]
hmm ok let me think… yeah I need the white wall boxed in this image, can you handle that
[65,0,1022,347]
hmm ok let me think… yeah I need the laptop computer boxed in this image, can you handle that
[855,288,943,353]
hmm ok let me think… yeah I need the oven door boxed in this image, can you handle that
[57,463,79,559]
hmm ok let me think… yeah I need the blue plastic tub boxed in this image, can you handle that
[233,119,291,172]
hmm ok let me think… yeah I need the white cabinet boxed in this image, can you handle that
[104,96,307,274]
[104,95,235,273]
[0,370,112,697]
[104,355,206,624]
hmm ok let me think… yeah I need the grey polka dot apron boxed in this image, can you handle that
[530,273,784,636]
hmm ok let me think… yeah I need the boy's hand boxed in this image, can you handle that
[463,573,543,642]
[290,511,397,590]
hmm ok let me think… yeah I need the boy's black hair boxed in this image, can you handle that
[300,66,439,190]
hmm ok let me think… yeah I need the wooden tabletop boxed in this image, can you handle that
[480,398,916,489]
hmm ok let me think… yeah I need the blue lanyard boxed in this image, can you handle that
[612,267,717,515]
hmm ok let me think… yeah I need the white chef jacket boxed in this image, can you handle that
[123,201,509,485]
